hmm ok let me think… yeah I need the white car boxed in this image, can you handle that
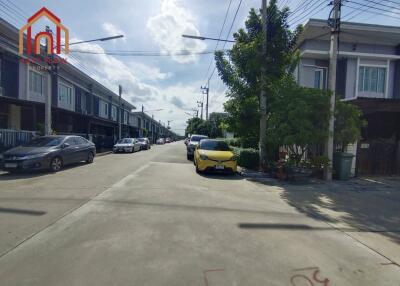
[186,134,208,160]
[113,138,141,153]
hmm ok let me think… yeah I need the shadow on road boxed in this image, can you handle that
[249,177,400,245]
[0,207,46,216]
[0,162,89,181]
[198,172,244,181]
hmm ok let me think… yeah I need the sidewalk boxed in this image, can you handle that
[247,175,400,265]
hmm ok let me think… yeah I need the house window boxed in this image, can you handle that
[314,69,324,89]
[58,83,72,105]
[358,66,386,93]
[101,101,109,116]
[29,70,44,95]
[111,105,117,121]
[123,111,128,123]
[81,94,86,112]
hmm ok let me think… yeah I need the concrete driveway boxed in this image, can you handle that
[0,142,399,285]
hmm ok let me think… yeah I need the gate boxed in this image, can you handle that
[357,139,399,175]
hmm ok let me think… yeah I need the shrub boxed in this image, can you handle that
[232,147,259,169]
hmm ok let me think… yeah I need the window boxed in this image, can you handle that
[29,70,44,95]
[358,66,386,93]
[111,106,117,121]
[124,111,128,123]
[81,94,86,112]
[314,69,324,89]
[58,83,72,105]
[104,102,109,116]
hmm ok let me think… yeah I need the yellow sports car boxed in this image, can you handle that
[194,139,237,174]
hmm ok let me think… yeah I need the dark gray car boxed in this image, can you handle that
[1,135,96,173]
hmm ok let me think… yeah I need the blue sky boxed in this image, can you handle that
[2,0,400,134]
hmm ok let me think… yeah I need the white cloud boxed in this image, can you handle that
[67,39,159,103]
[102,22,126,41]
[146,0,207,64]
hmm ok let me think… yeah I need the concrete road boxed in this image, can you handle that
[0,142,399,285]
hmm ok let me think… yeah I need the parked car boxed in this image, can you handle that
[186,134,208,160]
[194,139,237,174]
[113,138,141,153]
[137,137,151,150]
[165,137,172,143]
[1,135,96,173]
[156,138,165,144]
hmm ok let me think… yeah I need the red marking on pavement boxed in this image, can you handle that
[203,269,225,286]
[291,267,330,286]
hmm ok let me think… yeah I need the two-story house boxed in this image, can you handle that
[296,19,400,176]
[0,17,140,149]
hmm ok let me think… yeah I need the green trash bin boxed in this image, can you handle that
[333,152,354,180]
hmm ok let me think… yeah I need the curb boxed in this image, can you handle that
[96,151,113,157]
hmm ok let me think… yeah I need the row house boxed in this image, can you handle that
[0,17,176,150]
[296,19,400,176]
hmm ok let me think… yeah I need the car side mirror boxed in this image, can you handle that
[62,143,70,149]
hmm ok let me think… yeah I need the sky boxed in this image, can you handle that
[2,0,400,135]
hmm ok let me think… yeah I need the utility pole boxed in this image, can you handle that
[259,0,268,171]
[324,0,341,180]
[201,80,209,120]
[197,100,204,120]
[118,85,122,140]
[45,26,53,135]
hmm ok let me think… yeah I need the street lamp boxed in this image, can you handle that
[182,34,235,43]
[44,31,124,135]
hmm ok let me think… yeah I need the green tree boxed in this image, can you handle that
[335,101,367,152]
[185,117,211,137]
[215,0,301,142]
[267,79,331,164]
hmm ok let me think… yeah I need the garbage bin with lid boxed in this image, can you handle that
[333,152,354,180]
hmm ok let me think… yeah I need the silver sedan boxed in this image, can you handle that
[113,138,141,153]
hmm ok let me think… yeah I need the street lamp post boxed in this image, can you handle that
[44,33,124,136]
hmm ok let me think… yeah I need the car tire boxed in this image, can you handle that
[195,165,201,174]
[50,156,63,172]
[86,152,94,164]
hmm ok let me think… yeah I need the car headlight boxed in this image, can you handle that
[19,153,47,160]
[200,154,208,160]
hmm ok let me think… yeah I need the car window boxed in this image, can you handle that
[191,136,208,142]
[199,140,230,151]
[65,138,77,146]
[75,137,87,145]
[117,138,133,144]
[23,137,64,147]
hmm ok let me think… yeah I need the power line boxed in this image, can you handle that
[288,0,318,21]
[344,2,400,20]
[288,0,325,24]
[346,0,400,16]
[364,0,400,12]
[203,0,233,83]
[0,0,26,21]
[288,0,329,26]
[207,0,243,86]
[69,50,223,56]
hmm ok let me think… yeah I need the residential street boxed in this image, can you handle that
[0,142,399,285]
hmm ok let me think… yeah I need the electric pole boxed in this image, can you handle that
[324,0,341,180]
[45,26,53,135]
[201,81,209,120]
[197,100,204,120]
[118,85,122,140]
[259,0,268,171]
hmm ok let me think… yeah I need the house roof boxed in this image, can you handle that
[298,18,400,47]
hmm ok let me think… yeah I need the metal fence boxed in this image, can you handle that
[0,129,37,152]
